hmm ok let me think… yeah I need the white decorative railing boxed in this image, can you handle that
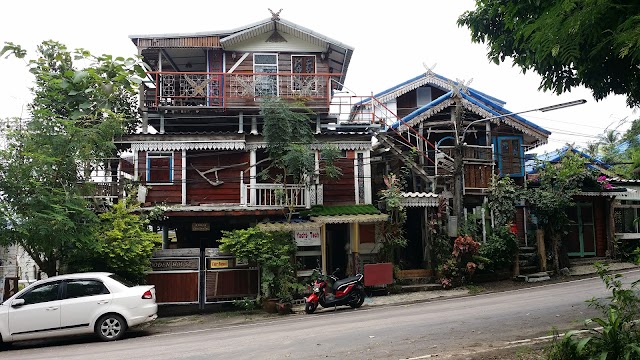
[241,183,309,208]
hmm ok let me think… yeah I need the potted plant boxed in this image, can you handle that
[219,227,298,313]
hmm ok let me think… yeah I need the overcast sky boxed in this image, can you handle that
[1,1,637,153]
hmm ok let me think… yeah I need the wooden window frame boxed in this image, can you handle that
[147,152,174,185]
[253,53,278,97]
[495,136,524,177]
[291,55,317,92]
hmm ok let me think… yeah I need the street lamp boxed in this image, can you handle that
[458,99,587,144]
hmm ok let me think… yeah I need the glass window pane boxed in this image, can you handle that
[254,54,277,65]
[65,280,109,299]
[20,282,60,305]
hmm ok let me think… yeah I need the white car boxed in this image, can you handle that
[0,272,157,347]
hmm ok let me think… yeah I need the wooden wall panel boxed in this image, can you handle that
[144,151,183,204]
[187,152,249,205]
[146,272,198,303]
[205,269,258,300]
[321,157,355,205]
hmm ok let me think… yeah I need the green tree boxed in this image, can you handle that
[67,200,162,283]
[526,151,591,273]
[0,41,145,276]
[260,98,341,221]
[458,1,640,107]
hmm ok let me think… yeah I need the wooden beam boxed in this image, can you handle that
[227,53,249,73]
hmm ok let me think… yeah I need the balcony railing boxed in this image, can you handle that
[143,71,336,109]
[240,183,309,208]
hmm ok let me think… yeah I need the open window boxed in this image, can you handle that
[147,152,173,184]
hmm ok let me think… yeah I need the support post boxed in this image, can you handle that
[536,229,547,272]
[181,150,187,205]
[452,102,464,224]
[249,149,256,205]
[238,112,244,133]
[316,115,321,134]
[162,225,169,249]
[251,116,258,135]
[321,224,327,275]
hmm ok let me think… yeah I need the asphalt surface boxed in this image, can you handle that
[3,267,639,360]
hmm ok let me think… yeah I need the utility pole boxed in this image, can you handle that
[452,101,464,226]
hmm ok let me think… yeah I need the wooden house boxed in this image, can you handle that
[347,70,553,271]
[113,13,390,306]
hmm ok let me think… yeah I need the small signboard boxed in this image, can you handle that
[150,258,199,271]
[192,222,210,232]
[294,230,321,246]
[208,259,229,269]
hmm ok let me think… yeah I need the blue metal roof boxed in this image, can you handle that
[390,91,453,129]
[526,146,611,174]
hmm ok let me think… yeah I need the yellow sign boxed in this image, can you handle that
[209,259,229,269]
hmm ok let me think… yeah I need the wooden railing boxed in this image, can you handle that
[143,71,336,109]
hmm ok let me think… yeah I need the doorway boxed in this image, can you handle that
[325,224,348,277]
[567,203,596,257]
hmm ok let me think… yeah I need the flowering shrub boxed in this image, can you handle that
[438,235,482,289]
[597,175,613,190]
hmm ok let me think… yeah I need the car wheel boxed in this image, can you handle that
[95,314,127,341]
[305,301,318,314]
[349,289,365,308]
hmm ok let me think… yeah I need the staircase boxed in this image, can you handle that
[375,132,433,185]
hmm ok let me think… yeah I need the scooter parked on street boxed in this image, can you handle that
[304,268,365,314]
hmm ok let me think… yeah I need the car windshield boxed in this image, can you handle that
[108,274,137,287]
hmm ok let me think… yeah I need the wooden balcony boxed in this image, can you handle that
[143,71,336,111]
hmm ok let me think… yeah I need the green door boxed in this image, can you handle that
[567,203,596,257]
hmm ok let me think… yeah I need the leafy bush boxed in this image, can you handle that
[438,235,483,288]
[219,227,298,301]
[67,200,162,283]
[479,225,519,271]
[547,263,640,359]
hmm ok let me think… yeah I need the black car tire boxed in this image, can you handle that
[95,314,128,341]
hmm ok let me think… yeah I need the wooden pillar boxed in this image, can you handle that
[352,222,360,275]
[162,225,169,249]
[251,116,258,135]
[536,229,547,272]
[249,149,256,205]
[238,112,244,133]
[321,224,327,275]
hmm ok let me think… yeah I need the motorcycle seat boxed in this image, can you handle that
[333,274,363,291]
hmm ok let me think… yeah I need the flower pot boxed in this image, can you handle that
[276,301,292,315]
[262,298,278,313]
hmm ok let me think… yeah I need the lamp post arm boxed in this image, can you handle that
[459,99,587,142]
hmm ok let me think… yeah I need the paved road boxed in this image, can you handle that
[4,269,639,360]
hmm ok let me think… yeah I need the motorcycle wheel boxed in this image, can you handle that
[349,289,365,308]
[305,301,318,314]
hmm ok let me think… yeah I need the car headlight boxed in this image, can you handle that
[313,286,320,293]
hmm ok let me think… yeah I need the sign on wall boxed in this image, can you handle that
[208,259,230,269]
[192,222,211,232]
[294,230,321,246]
[150,258,199,271]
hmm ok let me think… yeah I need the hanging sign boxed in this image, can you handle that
[294,230,321,246]
[192,222,210,232]
[208,259,230,269]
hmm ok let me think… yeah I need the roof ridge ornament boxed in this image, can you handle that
[269,8,283,21]
[448,78,473,97]
[422,62,437,78]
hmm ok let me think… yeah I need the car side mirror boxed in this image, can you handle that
[11,299,25,308]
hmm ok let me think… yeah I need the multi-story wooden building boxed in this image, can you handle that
[116,13,391,306]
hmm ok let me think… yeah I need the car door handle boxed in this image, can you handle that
[97,300,110,305]
[46,306,59,311]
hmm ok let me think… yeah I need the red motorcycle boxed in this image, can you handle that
[304,268,366,314]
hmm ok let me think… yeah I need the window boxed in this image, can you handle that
[109,274,136,287]
[497,137,523,177]
[615,205,640,233]
[416,87,432,107]
[64,280,110,299]
[19,281,60,305]
[291,55,316,93]
[147,152,173,183]
[254,54,278,96]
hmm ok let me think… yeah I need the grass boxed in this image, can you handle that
[466,284,485,295]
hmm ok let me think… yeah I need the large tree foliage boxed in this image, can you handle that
[526,151,592,272]
[260,98,341,220]
[458,1,640,107]
[0,41,147,276]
